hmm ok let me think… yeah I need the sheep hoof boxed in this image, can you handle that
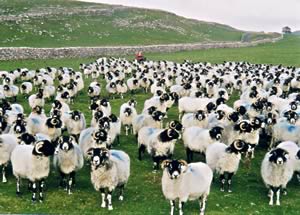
[108,205,113,210]
[283,190,287,196]
[2,178,7,183]
[228,189,232,193]
[220,188,224,192]
[276,201,280,206]
[39,199,43,203]
[152,170,157,174]
[101,202,106,208]
[269,201,273,206]
[119,196,124,201]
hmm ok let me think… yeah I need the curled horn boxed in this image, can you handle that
[239,121,247,131]
[233,140,244,150]
[167,129,172,137]
[161,159,171,169]
[169,121,176,129]
[178,159,188,167]
[35,141,44,154]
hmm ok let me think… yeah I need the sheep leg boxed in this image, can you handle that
[107,190,113,210]
[200,195,207,215]
[227,172,234,193]
[179,201,184,215]
[118,185,124,201]
[2,164,7,183]
[68,172,75,195]
[186,148,193,163]
[100,188,106,208]
[138,145,146,161]
[39,180,45,202]
[117,135,120,145]
[71,171,76,187]
[16,177,21,196]
[296,172,300,183]
[59,171,66,189]
[269,188,274,205]
[125,125,129,136]
[32,182,37,202]
[220,174,225,192]
[276,188,281,206]
[170,200,175,215]
[28,181,33,191]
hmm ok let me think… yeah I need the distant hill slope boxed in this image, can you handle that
[0,0,280,47]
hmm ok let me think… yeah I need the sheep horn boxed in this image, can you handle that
[35,141,44,154]
[178,159,188,167]
[170,121,175,128]
[233,140,244,150]
[161,159,171,169]
[240,122,247,131]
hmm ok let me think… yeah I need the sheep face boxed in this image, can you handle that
[98,117,111,130]
[237,106,247,116]
[234,121,252,133]
[128,99,137,107]
[46,117,63,129]
[216,98,226,106]
[206,102,216,113]
[161,159,188,179]
[147,106,157,115]
[33,106,43,114]
[88,87,94,95]
[227,112,239,123]
[13,120,27,134]
[195,110,206,121]
[18,133,36,145]
[109,114,118,123]
[88,148,110,168]
[168,120,183,132]
[51,109,62,118]
[290,101,298,111]
[93,129,110,143]
[124,108,132,117]
[52,100,62,109]
[159,129,180,142]
[251,117,264,130]
[296,150,300,160]
[268,148,289,165]
[71,111,81,121]
[0,116,8,132]
[152,111,165,122]
[100,99,109,107]
[90,102,99,111]
[3,85,10,91]
[265,113,277,125]
[284,111,298,124]
[209,126,223,141]
[215,110,226,120]
[58,136,75,152]
[32,140,55,156]
[61,92,70,100]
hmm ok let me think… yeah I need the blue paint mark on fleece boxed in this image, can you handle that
[148,127,156,136]
[288,125,296,132]
[31,118,40,125]
[111,150,124,162]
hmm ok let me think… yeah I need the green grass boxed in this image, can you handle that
[0,35,300,214]
[0,0,279,47]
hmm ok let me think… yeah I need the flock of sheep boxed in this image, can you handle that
[0,57,300,214]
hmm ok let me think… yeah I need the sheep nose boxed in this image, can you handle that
[172,171,179,179]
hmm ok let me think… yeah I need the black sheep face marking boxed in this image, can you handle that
[33,106,43,115]
[270,87,278,96]
[195,110,206,121]
[100,99,109,107]
[168,120,183,132]
[265,102,273,111]
[51,109,62,118]
[251,117,264,130]
[58,136,75,152]
[19,133,36,145]
[161,160,188,179]
[61,92,70,99]
[296,150,300,160]
[209,126,223,140]
[94,110,104,122]
[170,92,179,102]
[216,98,226,106]
[124,107,132,116]
[71,110,81,121]
[152,111,165,122]
[109,114,118,123]
[290,101,298,111]
[90,102,99,111]
[215,110,226,120]
[98,117,111,130]
[268,148,289,165]
[128,99,137,107]
[0,116,8,132]
[88,148,110,168]
[13,120,26,134]
[21,84,27,90]
[265,113,277,125]
[284,111,298,124]
[206,102,216,113]
[228,112,239,123]
[237,106,247,116]
[3,85,9,91]
[33,140,55,157]
[160,129,180,142]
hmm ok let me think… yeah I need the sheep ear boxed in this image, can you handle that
[161,159,171,169]
[58,137,63,144]
[178,159,188,172]
[87,148,94,157]
[69,136,76,144]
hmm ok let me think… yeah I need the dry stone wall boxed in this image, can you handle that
[0,36,282,61]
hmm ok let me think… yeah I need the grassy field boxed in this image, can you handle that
[0,0,279,47]
[0,35,299,214]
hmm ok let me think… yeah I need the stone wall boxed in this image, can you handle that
[0,36,282,61]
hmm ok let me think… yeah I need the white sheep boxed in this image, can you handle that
[132,110,165,135]
[28,90,45,108]
[88,148,130,210]
[161,159,213,215]
[64,110,86,141]
[20,82,33,96]
[183,126,223,162]
[0,134,18,183]
[53,136,84,195]
[11,140,56,202]
[261,147,294,205]
[178,97,211,119]
[119,100,138,135]
[181,110,208,128]
[206,140,249,192]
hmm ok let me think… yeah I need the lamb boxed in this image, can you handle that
[53,136,84,195]
[11,140,56,202]
[181,110,208,128]
[161,159,213,215]
[183,126,223,162]
[88,147,130,210]
[206,140,249,192]
[119,100,138,135]
[0,134,18,183]
[261,147,294,205]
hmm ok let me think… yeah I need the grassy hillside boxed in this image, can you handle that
[0,0,279,47]
[0,35,299,215]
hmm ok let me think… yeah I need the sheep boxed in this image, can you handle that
[116,80,128,99]
[26,106,47,135]
[161,159,213,215]
[261,148,294,206]
[64,110,86,141]
[178,97,211,119]
[138,127,180,170]
[11,140,56,202]
[181,110,208,128]
[0,134,18,183]
[206,140,249,192]
[108,114,121,145]
[53,136,84,195]
[277,141,300,182]
[43,116,63,141]
[127,78,140,92]
[79,127,111,159]
[3,84,19,101]
[20,82,33,97]
[88,82,101,99]
[88,147,130,210]
[183,126,223,163]
[119,100,138,135]
[28,89,45,108]
[271,121,300,148]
